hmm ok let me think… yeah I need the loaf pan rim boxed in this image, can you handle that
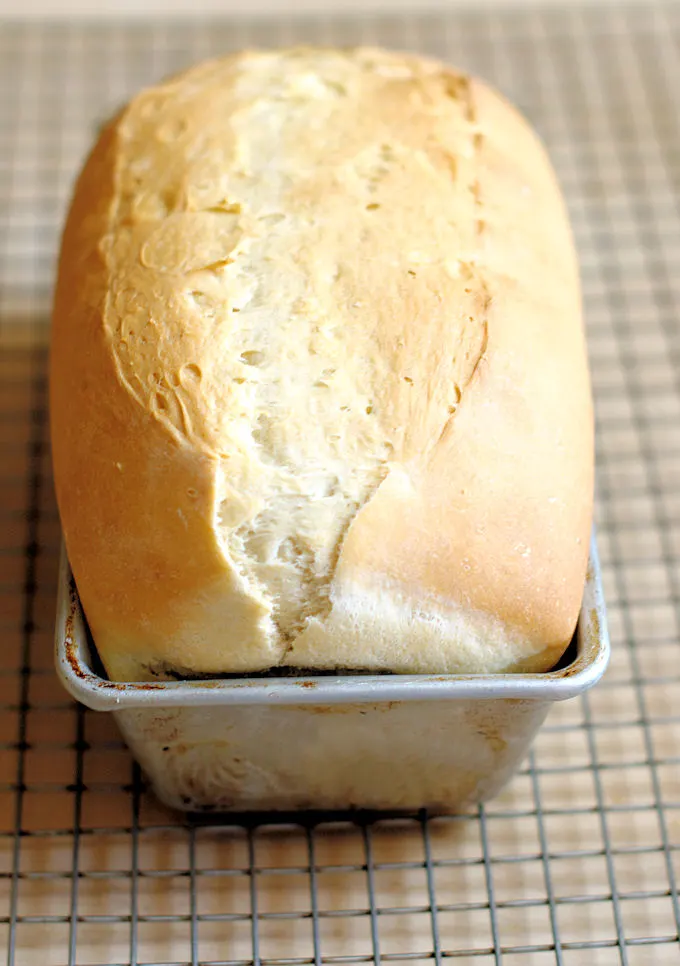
[54,530,609,710]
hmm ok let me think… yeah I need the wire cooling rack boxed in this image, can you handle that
[2,2,680,964]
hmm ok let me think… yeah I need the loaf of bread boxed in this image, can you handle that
[50,47,593,682]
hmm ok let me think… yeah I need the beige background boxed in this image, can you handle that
[0,0,657,18]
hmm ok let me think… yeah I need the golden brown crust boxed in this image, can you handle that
[50,48,593,681]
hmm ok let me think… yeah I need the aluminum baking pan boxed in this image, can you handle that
[55,531,609,812]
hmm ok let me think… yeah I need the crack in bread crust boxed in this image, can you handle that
[101,52,493,658]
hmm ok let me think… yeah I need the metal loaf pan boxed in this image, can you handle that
[55,533,610,813]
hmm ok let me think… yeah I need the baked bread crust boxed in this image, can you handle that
[50,48,593,681]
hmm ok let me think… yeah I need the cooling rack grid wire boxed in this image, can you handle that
[2,3,680,964]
